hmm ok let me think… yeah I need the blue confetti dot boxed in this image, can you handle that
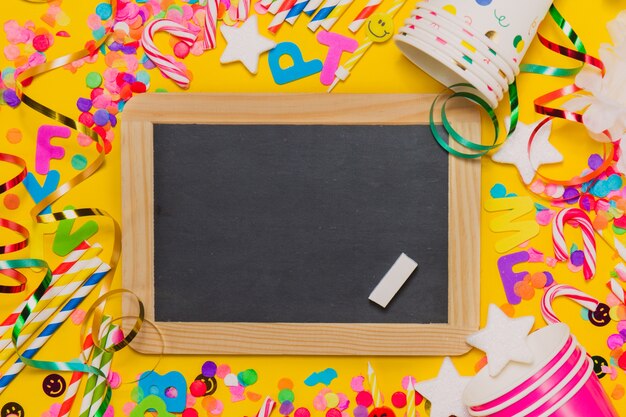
[93,109,110,127]
[95,3,113,19]
[490,183,507,198]
[590,181,610,198]
[476,0,492,4]
[607,174,623,191]
[136,70,151,86]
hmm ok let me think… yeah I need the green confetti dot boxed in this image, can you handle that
[278,388,295,403]
[71,154,88,170]
[131,386,144,403]
[238,369,258,386]
[86,72,102,88]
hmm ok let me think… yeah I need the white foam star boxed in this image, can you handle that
[220,15,276,74]
[414,357,471,417]
[466,304,535,377]
[491,119,562,184]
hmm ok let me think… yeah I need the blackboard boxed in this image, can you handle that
[121,93,481,355]
[153,124,448,324]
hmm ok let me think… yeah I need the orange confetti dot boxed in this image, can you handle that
[514,281,535,300]
[247,391,262,402]
[3,194,19,210]
[593,213,609,230]
[530,272,547,289]
[474,356,488,373]
[202,396,218,411]
[278,378,294,390]
[611,348,623,360]
[611,384,625,400]
[500,303,515,317]
[6,128,22,144]
[522,272,531,284]
[14,55,28,67]
[616,198,626,212]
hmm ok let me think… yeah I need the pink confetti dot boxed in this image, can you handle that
[337,393,349,410]
[122,402,136,416]
[313,394,327,411]
[182,409,199,417]
[190,380,206,397]
[326,409,341,417]
[4,45,20,60]
[174,41,190,59]
[108,371,122,388]
[350,376,365,392]
[391,391,406,408]
[355,391,373,407]
[535,210,553,226]
[103,405,114,417]
[294,408,311,417]
[32,34,51,52]
[216,364,231,378]
[70,308,86,325]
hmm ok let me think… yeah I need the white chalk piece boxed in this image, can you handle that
[368,253,418,308]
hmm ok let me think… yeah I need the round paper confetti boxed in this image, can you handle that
[391,391,406,408]
[3,194,19,210]
[238,369,258,386]
[280,401,295,415]
[324,392,339,409]
[182,409,199,417]
[202,361,217,378]
[294,408,311,417]
[86,71,103,88]
[5,128,22,144]
[355,391,373,407]
[278,388,295,403]
[71,154,88,170]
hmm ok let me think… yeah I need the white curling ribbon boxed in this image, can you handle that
[141,19,198,89]
[563,11,626,143]
[541,284,599,325]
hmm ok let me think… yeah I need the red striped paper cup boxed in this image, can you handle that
[464,323,620,417]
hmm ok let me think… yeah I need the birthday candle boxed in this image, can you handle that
[0,263,111,394]
[308,0,341,31]
[58,332,95,417]
[320,0,355,30]
[368,361,382,407]
[328,0,406,91]
[268,0,298,33]
[285,0,310,24]
[0,251,104,366]
[348,0,383,32]
[406,377,416,417]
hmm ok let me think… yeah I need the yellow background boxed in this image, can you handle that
[0,0,625,415]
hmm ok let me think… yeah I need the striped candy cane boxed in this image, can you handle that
[348,0,382,32]
[256,396,276,417]
[58,332,95,417]
[608,278,625,304]
[142,19,197,89]
[268,0,297,33]
[285,0,310,24]
[0,263,111,394]
[0,242,93,341]
[204,0,219,49]
[0,251,104,366]
[320,0,355,30]
[552,208,597,280]
[541,284,600,325]
[237,0,251,21]
[308,0,341,31]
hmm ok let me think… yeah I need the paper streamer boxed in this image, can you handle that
[552,208,597,280]
[141,19,198,89]
[541,284,600,325]
[368,361,382,407]
[348,0,382,32]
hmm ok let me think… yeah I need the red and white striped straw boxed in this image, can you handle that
[552,208,597,280]
[608,278,625,304]
[268,0,297,33]
[348,0,383,32]
[141,19,197,89]
[58,332,95,417]
[204,0,219,49]
[541,284,599,325]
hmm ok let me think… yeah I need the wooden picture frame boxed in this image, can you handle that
[121,93,480,355]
